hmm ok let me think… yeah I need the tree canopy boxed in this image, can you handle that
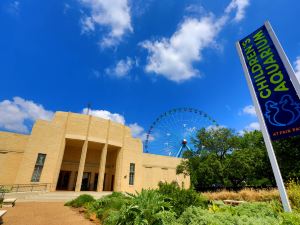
[177,127,300,191]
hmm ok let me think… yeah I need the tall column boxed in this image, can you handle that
[113,148,121,192]
[75,115,92,192]
[51,112,70,191]
[114,126,126,192]
[75,140,88,192]
[97,143,108,192]
[97,120,111,192]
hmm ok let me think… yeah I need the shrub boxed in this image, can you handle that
[65,194,95,208]
[158,181,208,216]
[280,212,300,225]
[177,205,280,225]
[287,180,300,211]
[104,189,173,225]
[0,187,10,193]
[87,192,129,221]
[230,202,278,218]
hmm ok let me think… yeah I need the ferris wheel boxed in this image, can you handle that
[144,107,218,157]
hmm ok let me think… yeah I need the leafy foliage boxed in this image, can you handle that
[287,180,300,211]
[157,181,208,216]
[280,212,300,225]
[273,136,300,181]
[229,202,278,218]
[176,205,279,225]
[177,129,281,191]
[86,192,129,221]
[66,189,300,225]
[105,189,172,225]
[0,187,10,193]
[64,194,95,208]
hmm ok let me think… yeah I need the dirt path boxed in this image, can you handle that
[3,202,96,225]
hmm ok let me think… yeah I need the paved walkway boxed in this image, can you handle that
[4,191,112,202]
[3,202,97,225]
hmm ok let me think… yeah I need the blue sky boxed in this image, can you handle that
[1,0,300,143]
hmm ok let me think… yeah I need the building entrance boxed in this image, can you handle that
[81,172,91,191]
[56,139,120,192]
[93,173,98,191]
[56,171,71,190]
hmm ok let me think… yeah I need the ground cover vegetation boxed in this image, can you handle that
[65,182,300,225]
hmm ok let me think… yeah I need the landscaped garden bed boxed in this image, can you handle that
[65,181,300,225]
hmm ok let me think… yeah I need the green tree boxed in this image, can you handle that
[273,135,300,180]
[178,127,239,190]
[235,130,274,186]
[194,127,239,161]
[177,129,278,190]
[177,127,300,191]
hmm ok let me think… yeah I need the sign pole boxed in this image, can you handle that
[236,42,292,212]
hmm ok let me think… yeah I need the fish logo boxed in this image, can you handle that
[264,95,300,127]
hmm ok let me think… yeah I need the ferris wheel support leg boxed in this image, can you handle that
[176,146,184,158]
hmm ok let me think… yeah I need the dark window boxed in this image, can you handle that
[129,163,135,185]
[31,153,46,182]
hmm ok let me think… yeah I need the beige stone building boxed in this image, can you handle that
[0,112,189,193]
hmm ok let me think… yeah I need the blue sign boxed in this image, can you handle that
[238,24,300,140]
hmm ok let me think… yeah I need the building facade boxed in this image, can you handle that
[0,112,190,192]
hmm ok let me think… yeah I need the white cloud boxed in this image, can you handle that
[128,123,150,141]
[63,3,71,14]
[141,0,250,83]
[105,57,133,78]
[245,122,260,131]
[81,16,95,33]
[185,4,205,15]
[141,16,223,82]
[82,108,150,141]
[0,97,54,133]
[238,121,260,136]
[241,105,257,116]
[294,56,300,82]
[7,1,20,16]
[82,108,125,124]
[206,124,226,131]
[225,0,250,22]
[79,0,133,47]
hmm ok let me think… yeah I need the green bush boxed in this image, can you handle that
[87,192,129,221]
[175,203,300,225]
[230,202,278,218]
[65,194,95,208]
[104,189,173,225]
[0,187,10,193]
[177,206,280,225]
[280,212,300,225]
[158,181,208,216]
[64,188,300,225]
[287,180,300,211]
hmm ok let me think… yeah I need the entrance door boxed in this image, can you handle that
[57,171,71,190]
[93,173,98,191]
[81,172,91,191]
[110,175,115,191]
[103,173,106,191]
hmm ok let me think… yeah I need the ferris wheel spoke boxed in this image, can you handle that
[145,108,217,157]
[155,122,183,141]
